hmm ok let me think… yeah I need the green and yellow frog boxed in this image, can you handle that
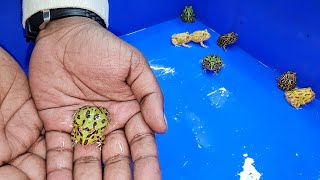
[71,106,111,149]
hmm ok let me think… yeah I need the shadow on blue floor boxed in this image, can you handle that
[121,18,320,180]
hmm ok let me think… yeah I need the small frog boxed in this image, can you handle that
[71,106,111,149]
[171,32,191,48]
[276,71,297,91]
[180,6,195,23]
[201,54,224,74]
[285,87,315,109]
[217,32,238,51]
[190,29,211,48]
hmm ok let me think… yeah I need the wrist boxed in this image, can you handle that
[23,0,109,29]
[23,0,109,42]
[36,16,100,42]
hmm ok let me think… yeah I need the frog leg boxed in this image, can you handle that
[71,130,78,147]
[96,135,106,150]
[201,65,207,73]
[182,43,191,48]
[72,140,78,147]
[171,39,180,47]
[222,45,227,51]
[200,42,208,48]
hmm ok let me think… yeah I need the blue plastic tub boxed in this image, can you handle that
[1,0,320,179]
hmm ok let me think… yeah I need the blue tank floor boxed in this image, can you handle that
[120,18,320,180]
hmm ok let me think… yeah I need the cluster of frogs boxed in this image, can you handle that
[276,71,315,109]
[179,6,316,109]
[173,6,238,73]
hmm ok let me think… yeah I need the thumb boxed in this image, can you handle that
[126,51,167,134]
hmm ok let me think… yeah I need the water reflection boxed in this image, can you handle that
[187,112,212,149]
[150,65,175,79]
[206,87,231,108]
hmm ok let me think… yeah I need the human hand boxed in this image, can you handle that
[0,48,46,179]
[29,17,167,180]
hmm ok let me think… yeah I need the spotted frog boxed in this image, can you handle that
[285,87,315,109]
[71,106,111,149]
[180,6,195,23]
[171,32,191,48]
[217,32,238,51]
[276,71,297,91]
[202,54,224,74]
[190,29,211,48]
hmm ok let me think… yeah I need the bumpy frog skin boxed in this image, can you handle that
[285,87,315,109]
[171,32,191,48]
[180,6,195,23]
[71,106,111,149]
[202,54,224,74]
[217,32,238,51]
[190,29,211,48]
[277,71,297,91]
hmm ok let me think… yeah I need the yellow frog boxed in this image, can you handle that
[190,29,211,48]
[171,32,191,48]
[285,87,315,109]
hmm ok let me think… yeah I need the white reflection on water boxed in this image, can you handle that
[206,87,230,108]
[187,112,211,149]
[150,65,175,79]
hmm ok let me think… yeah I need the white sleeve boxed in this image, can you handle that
[22,0,109,28]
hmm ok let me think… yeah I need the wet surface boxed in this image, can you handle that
[120,18,320,180]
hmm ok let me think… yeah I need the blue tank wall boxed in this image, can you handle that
[0,1,33,74]
[108,0,186,35]
[190,0,320,96]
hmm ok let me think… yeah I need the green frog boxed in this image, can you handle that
[71,106,111,149]
[180,6,195,23]
[202,54,224,74]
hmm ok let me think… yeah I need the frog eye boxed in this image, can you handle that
[93,114,100,120]
[85,110,91,118]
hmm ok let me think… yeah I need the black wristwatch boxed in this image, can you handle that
[25,8,106,42]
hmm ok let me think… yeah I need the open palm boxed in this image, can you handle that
[29,17,166,180]
[0,48,46,179]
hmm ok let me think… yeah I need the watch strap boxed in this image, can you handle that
[25,8,106,42]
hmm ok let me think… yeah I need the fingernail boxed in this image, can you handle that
[164,114,168,128]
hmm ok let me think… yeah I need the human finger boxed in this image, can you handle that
[28,134,46,160]
[0,165,29,180]
[126,51,167,134]
[102,130,131,180]
[46,131,73,180]
[125,113,161,180]
[73,143,103,180]
[10,153,46,180]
